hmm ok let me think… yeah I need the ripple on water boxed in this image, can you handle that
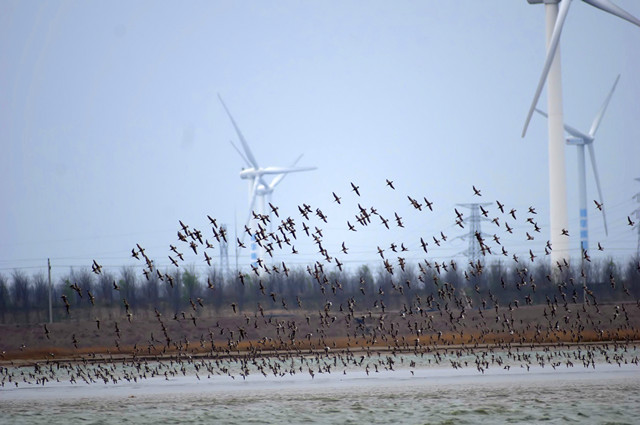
[3,364,640,425]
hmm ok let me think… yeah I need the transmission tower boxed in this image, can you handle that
[454,203,492,264]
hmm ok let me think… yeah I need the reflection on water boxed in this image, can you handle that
[2,357,640,424]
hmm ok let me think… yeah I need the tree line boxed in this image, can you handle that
[0,256,638,325]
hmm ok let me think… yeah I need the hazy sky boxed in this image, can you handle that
[2,1,639,281]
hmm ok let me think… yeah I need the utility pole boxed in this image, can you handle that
[634,178,640,258]
[47,258,52,324]
[219,224,230,280]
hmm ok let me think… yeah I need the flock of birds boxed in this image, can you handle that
[2,179,639,388]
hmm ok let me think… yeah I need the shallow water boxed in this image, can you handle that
[2,356,640,424]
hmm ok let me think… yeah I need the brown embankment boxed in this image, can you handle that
[2,302,639,364]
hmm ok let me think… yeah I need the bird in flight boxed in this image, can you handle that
[420,237,428,253]
[269,203,279,217]
[473,185,481,196]
[92,260,102,275]
[351,182,360,196]
[380,215,389,229]
[594,200,603,211]
[386,179,395,190]
[505,222,513,233]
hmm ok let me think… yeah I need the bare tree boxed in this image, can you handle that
[98,271,115,307]
[142,272,159,309]
[11,270,31,323]
[205,267,224,312]
[164,269,182,314]
[0,273,9,323]
[32,272,49,322]
[182,266,201,307]
[118,266,138,310]
[623,256,640,298]
[71,268,94,307]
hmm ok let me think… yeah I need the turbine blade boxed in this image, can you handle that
[534,107,549,119]
[241,179,260,244]
[247,178,260,216]
[269,174,286,190]
[291,154,304,167]
[587,143,608,236]
[218,94,260,169]
[259,176,271,191]
[522,0,573,137]
[563,123,592,141]
[269,154,310,190]
[259,166,317,175]
[535,108,592,141]
[267,192,274,234]
[582,0,640,28]
[229,140,251,168]
[588,74,620,137]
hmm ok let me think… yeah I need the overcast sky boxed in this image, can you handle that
[2,0,639,281]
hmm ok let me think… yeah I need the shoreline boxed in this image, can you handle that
[3,336,639,366]
[3,302,639,364]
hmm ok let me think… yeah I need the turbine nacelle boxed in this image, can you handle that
[255,183,271,196]
[239,168,265,180]
[566,136,592,146]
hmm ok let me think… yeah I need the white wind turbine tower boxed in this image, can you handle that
[522,0,640,270]
[218,95,316,268]
[535,74,618,253]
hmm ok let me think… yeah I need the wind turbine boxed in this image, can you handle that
[535,74,618,253]
[521,0,640,269]
[218,95,316,268]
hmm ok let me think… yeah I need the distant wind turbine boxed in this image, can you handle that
[218,95,316,267]
[535,74,618,252]
[521,0,640,268]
